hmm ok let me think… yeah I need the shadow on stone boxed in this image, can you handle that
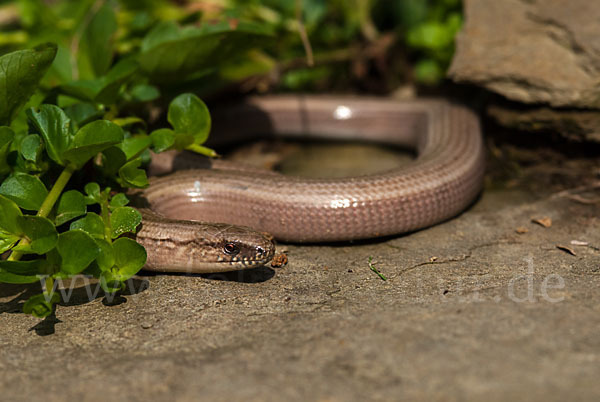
[28,312,62,336]
[201,265,275,283]
[0,283,42,314]
[141,265,275,283]
[102,294,127,306]
[57,277,150,307]
[1,278,150,320]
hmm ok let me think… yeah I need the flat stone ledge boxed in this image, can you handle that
[449,0,600,109]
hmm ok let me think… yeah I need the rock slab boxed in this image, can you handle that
[449,0,600,108]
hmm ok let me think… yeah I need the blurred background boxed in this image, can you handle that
[0,0,462,100]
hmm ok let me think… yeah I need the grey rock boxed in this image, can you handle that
[488,104,600,142]
[449,0,600,108]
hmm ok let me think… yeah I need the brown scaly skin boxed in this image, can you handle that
[140,96,484,272]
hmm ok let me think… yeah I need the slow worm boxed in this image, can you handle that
[135,96,485,273]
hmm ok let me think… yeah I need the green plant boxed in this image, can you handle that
[0,0,278,317]
[0,42,215,317]
[402,0,462,84]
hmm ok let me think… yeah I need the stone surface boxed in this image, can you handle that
[1,142,600,401]
[449,0,600,108]
[488,104,600,142]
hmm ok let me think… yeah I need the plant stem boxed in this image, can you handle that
[295,0,314,66]
[368,256,387,281]
[186,143,218,158]
[38,165,75,218]
[7,242,28,261]
[100,196,112,244]
[7,165,75,262]
[44,276,54,295]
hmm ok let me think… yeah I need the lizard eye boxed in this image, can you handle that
[223,242,240,256]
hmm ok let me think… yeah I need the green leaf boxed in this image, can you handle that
[62,120,124,169]
[0,260,44,283]
[0,126,15,174]
[0,233,20,254]
[414,58,444,85]
[80,3,117,77]
[47,44,73,84]
[113,237,146,278]
[138,21,271,83]
[57,94,79,109]
[119,135,152,160]
[84,182,102,204]
[140,21,180,53]
[55,190,86,226]
[446,12,463,34]
[100,270,125,293]
[100,146,127,176]
[173,133,195,150]
[56,229,100,275]
[130,84,160,102]
[109,193,129,209]
[0,173,49,210]
[70,212,104,239]
[15,215,58,254]
[26,104,73,165]
[112,117,146,129]
[0,194,23,234]
[118,158,148,188]
[168,93,211,146]
[44,247,61,274]
[150,128,175,153]
[393,0,428,28]
[110,206,142,238]
[219,51,275,81]
[63,102,103,126]
[0,259,45,276]
[0,270,40,284]
[98,238,146,293]
[23,292,60,318]
[94,58,139,104]
[20,134,43,162]
[0,43,57,125]
[94,239,115,272]
[59,80,104,102]
[60,59,138,104]
[407,21,455,51]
